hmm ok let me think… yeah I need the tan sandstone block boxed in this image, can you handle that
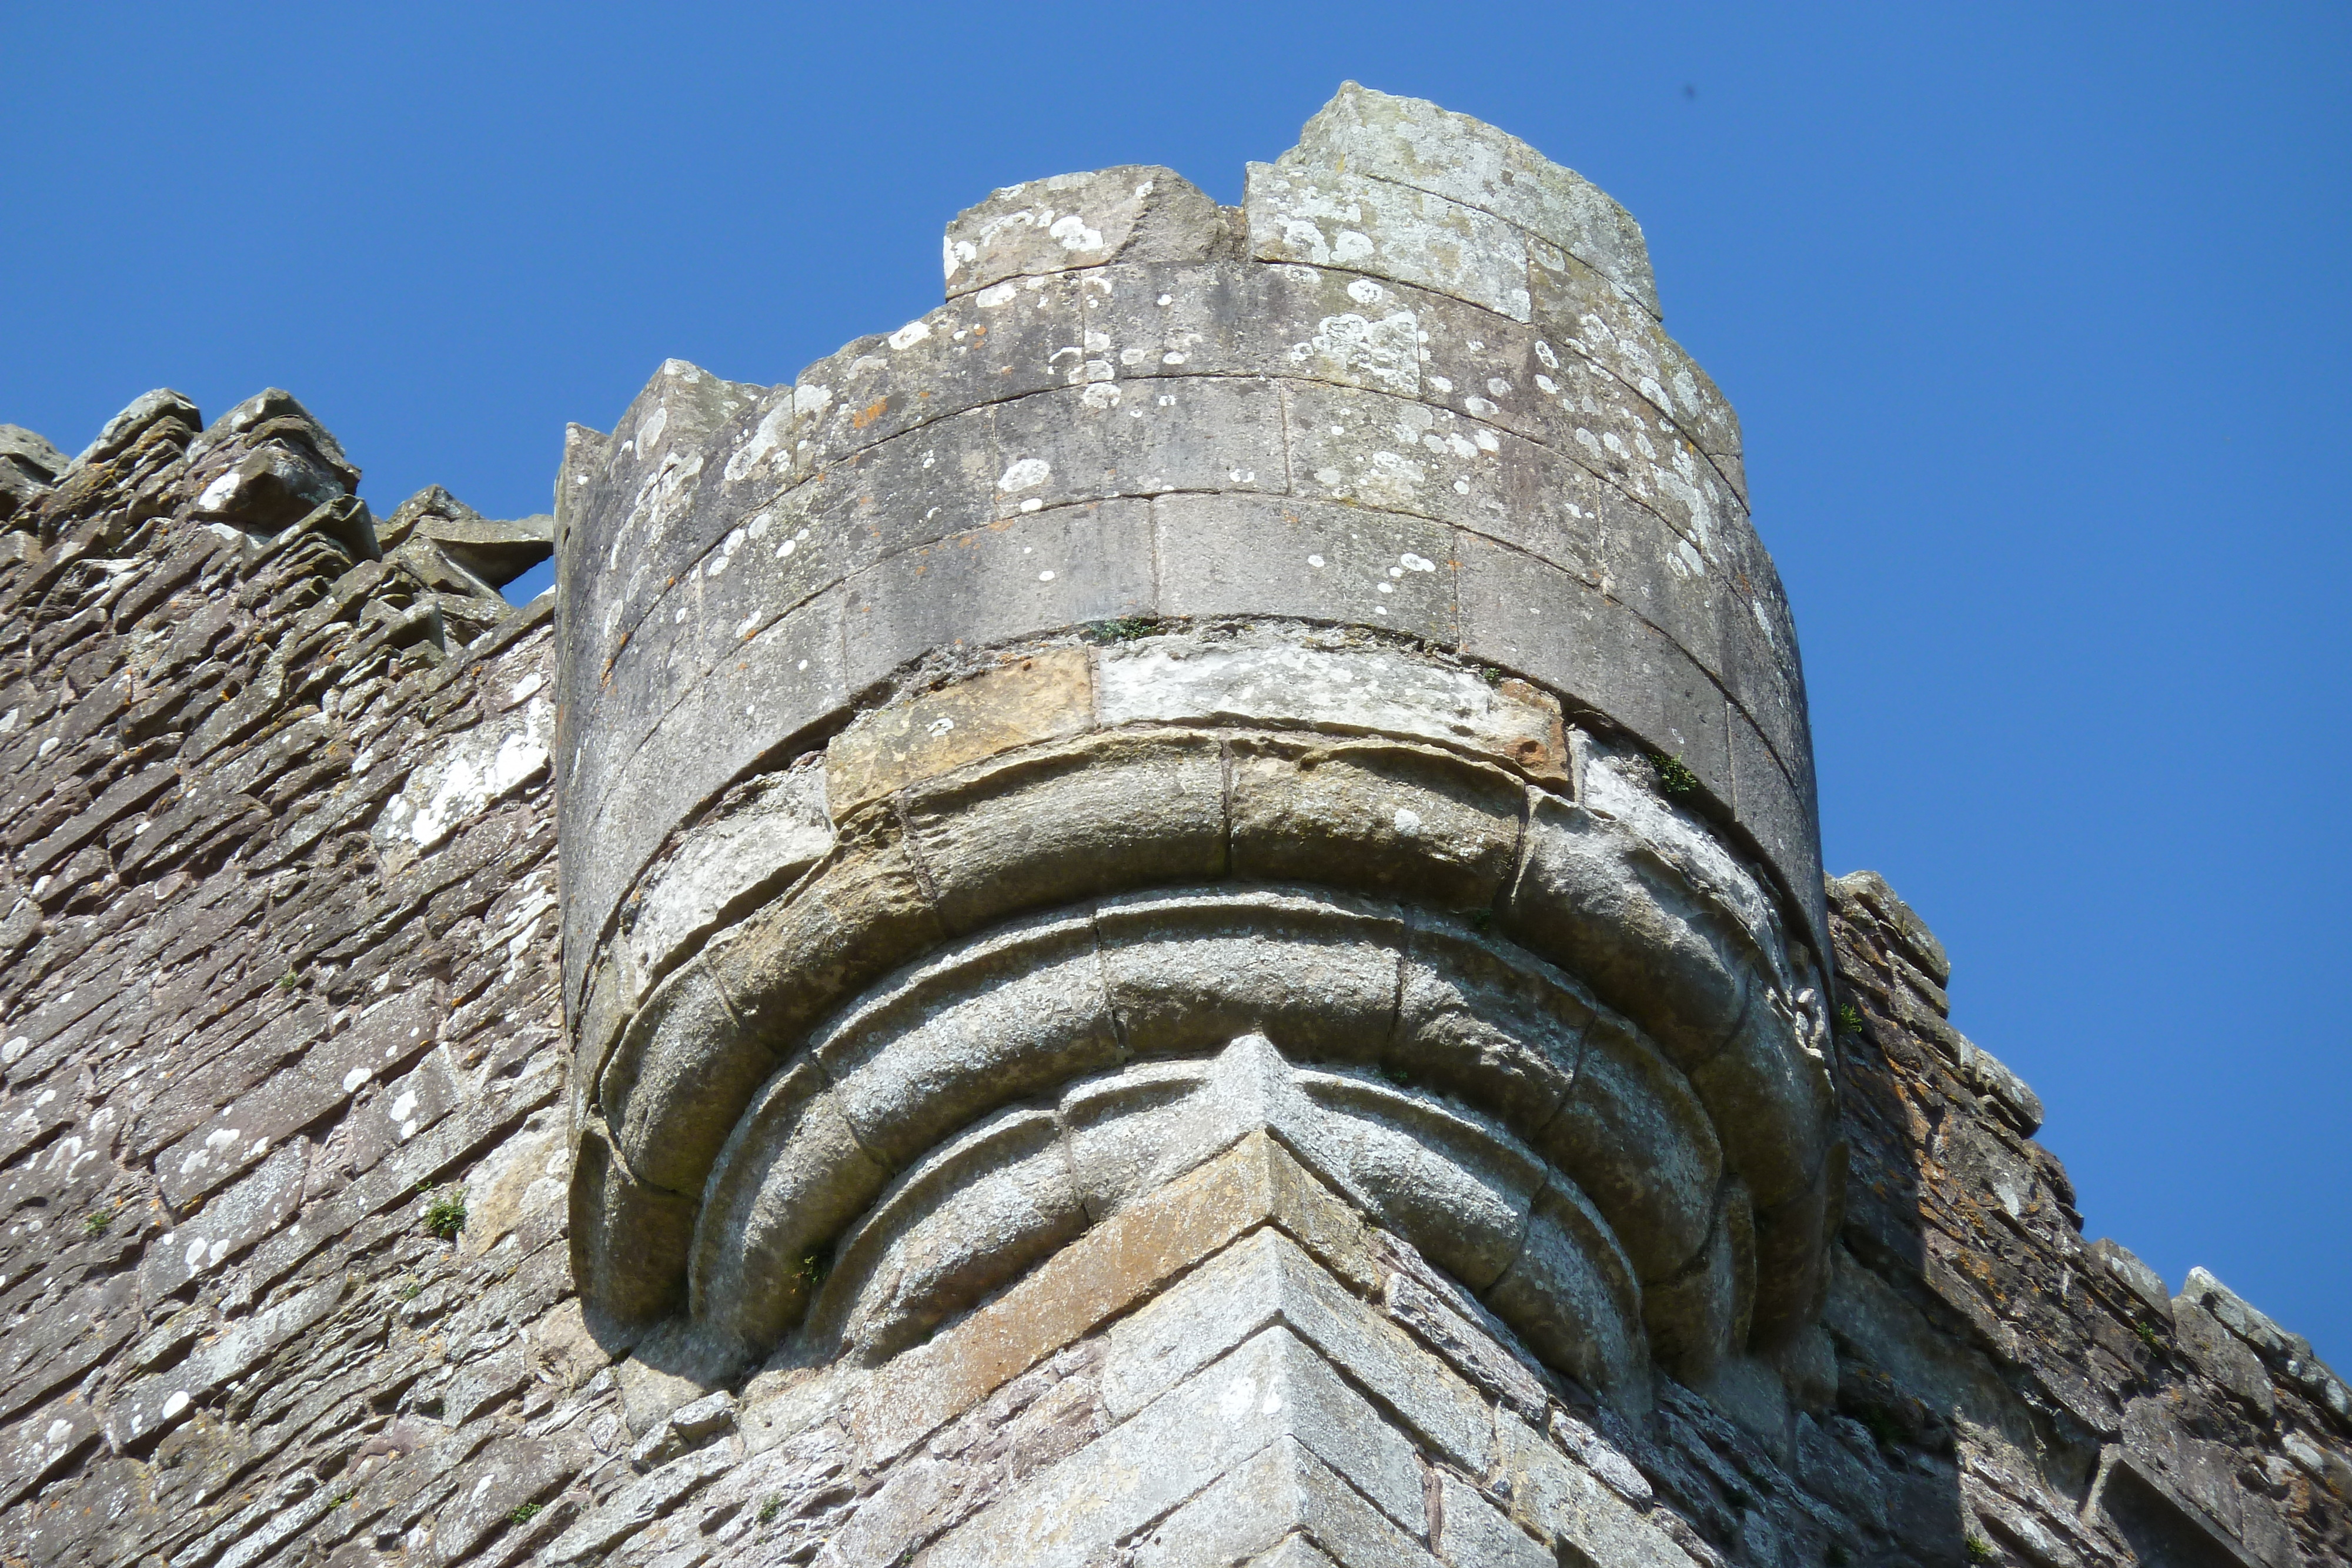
[824,646,1093,813]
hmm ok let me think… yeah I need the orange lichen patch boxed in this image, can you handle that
[851,399,889,430]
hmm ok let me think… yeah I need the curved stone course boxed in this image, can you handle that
[553,84,1821,1035]
[563,623,1838,1410]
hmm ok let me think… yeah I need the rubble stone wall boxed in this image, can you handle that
[0,82,2344,1568]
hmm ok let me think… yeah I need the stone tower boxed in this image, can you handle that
[558,76,1836,1532]
[1,83,2345,1568]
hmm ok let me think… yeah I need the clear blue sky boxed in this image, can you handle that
[6,4,2346,1361]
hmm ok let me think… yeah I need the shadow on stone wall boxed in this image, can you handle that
[1820,871,2348,1568]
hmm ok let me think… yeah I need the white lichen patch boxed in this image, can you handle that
[377,696,554,858]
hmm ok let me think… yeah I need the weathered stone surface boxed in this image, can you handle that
[944,165,1225,299]
[3,79,2341,1568]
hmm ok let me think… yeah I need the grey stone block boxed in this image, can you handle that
[988,376,1288,517]
[2088,1238,2174,1323]
[818,915,1120,1168]
[1228,736,1524,912]
[840,499,1154,689]
[1093,630,1564,773]
[811,1106,1087,1364]
[1435,1471,1550,1568]
[1248,158,1534,323]
[691,1063,888,1351]
[944,165,1223,299]
[923,1326,1424,1568]
[900,730,1225,935]
[1496,1407,1698,1567]
[1153,492,1457,644]
[1096,888,1401,1065]
[1133,1438,1443,1568]
[1458,530,1733,793]
[619,764,833,1008]
[1101,1226,1496,1475]
[1529,245,1739,470]
[1539,1004,1723,1284]
[1291,82,1657,317]
[791,274,1080,467]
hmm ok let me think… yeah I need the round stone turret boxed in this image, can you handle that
[556,83,1835,1413]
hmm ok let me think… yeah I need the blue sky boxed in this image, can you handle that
[6,4,2346,1360]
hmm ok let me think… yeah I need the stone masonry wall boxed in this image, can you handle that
[0,382,2343,1567]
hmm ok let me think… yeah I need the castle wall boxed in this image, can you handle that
[0,85,2344,1568]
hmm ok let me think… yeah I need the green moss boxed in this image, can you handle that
[1651,753,1700,797]
[797,1243,833,1289]
[508,1502,542,1525]
[83,1210,114,1238]
[1836,1002,1866,1036]
[1081,617,1157,644]
[422,1188,466,1240]
[1966,1536,1997,1563]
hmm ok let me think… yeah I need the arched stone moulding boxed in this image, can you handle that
[552,83,1823,1039]
[557,83,1836,1421]
[566,628,1837,1407]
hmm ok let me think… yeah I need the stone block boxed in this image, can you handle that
[602,962,761,1195]
[1729,706,1825,953]
[843,1132,1368,1463]
[820,913,1120,1168]
[900,729,1225,935]
[1435,1471,1549,1568]
[2171,1298,2277,1419]
[792,274,1081,465]
[140,1144,308,1300]
[1504,794,1751,1067]
[103,1277,345,1452]
[1496,1407,1698,1567]
[1539,1005,1722,1285]
[1394,915,1586,1138]
[564,584,847,1012]
[2087,1239,2173,1323]
[1292,82,1656,317]
[1291,1073,1542,1295]
[1455,529,1732,800]
[944,166,1224,298]
[619,763,833,1007]
[811,1107,1087,1364]
[692,1064,890,1351]
[571,1119,698,1328]
[1248,157,1533,323]
[1482,1174,1648,1407]
[1528,245,1738,466]
[1687,1002,1831,1212]
[1134,1438,1444,1568]
[825,647,1093,813]
[840,499,1154,690]
[541,1443,733,1565]
[1094,630,1566,778]
[922,1326,1424,1568]
[709,806,946,1064]
[1279,376,1540,541]
[1228,736,1525,912]
[1381,1267,1553,1421]
[1153,491,1458,643]
[987,376,1288,516]
[1102,1225,1496,1473]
